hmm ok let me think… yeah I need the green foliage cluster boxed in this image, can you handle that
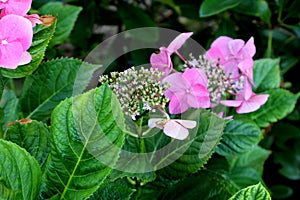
[0,0,299,199]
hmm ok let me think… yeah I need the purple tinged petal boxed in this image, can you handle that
[244,37,256,57]
[18,51,32,65]
[0,41,23,68]
[168,95,189,114]
[243,79,253,101]
[236,94,269,113]
[150,47,172,76]
[148,118,164,129]
[164,120,189,140]
[173,119,197,129]
[167,32,193,54]
[228,39,244,56]
[0,0,32,16]
[220,100,243,107]
[182,68,208,87]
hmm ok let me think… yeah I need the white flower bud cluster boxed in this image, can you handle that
[99,67,169,120]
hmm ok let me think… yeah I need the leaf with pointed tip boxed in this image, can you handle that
[0,140,42,200]
[4,120,50,168]
[228,182,271,200]
[199,0,241,17]
[1,20,57,78]
[20,58,100,120]
[40,84,126,199]
[39,2,82,46]
[0,90,19,132]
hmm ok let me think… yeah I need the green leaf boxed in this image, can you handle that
[89,180,135,200]
[233,0,271,26]
[269,185,293,199]
[19,58,100,120]
[244,89,299,127]
[4,120,50,168]
[1,20,57,78]
[0,90,19,132]
[0,72,8,99]
[160,170,238,199]
[225,146,271,188]
[216,118,262,156]
[199,0,241,17]
[253,59,280,93]
[0,139,42,200]
[118,2,158,43]
[159,110,225,179]
[40,84,126,199]
[39,2,82,46]
[228,182,271,200]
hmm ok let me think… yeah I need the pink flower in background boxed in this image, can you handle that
[206,36,256,82]
[0,0,32,17]
[150,32,193,77]
[148,118,196,140]
[0,14,33,69]
[163,68,210,114]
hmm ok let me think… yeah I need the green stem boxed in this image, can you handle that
[8,79,16,95]
[265,30,273,58]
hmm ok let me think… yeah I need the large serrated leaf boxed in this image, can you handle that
[228,182,271,200]
[4,120,50,168]
[253,59,280,92]
[89,180,135,200]
[160,170,238,200]
[0,139,42,200]
[199,0,241,17]
[39,2,82,46]
[1,20,57,78]
[40,84,126,199]
[216,118,262,156]
[244,89,299,127]
[158,110,225,179]
[19,58,100,120]
[0,90,19,132]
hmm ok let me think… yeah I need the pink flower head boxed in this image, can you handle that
[163,68,210,114]
[148,118,196,140]
[0,14,33,69]
[220,80,269,113]
[0,0,32,17]
[206,36,256,83]
[150,32,193,77]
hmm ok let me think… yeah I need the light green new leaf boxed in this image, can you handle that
[1,20,57,78]
[245,89,299,127]
[20,58,100,120]
[39,2,82,46]
[199,0,241,17]
[4,120,50,168]
[216,118,262,156]
[40,84,126,199]
[0,140,42,200]
[228,182,271,200]
[253,59,280,92]
[159,110,225,179]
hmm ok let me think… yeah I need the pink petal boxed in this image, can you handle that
[25,14,42,27]
[238,58,254,82]
[228,39,244,56]
[243,79,253,101]
[244,37,256,57]
[163,72,188,92]
[220,100,242,107]
[206,47,225,64]
[236,94,269,113]
[167,32,193,54]
[0,15,33,50]
[164,120,189,140]
[182,68,208,87]
[150,47,172,76]
[173,119,197,129]
[210,36,233,56]
[0,0,32,16]
[190,84,209,97]
[18,51,32,66]
[169,95,189,114]
[0,41,23,69]
[148,118,164,129]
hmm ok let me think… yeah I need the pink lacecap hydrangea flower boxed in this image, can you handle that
[150,32,193,77]
[163,68,210,114]
[0,14,33,69]
[148,118,196,140]
[206,36,255,83]
[0,0,32,17]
